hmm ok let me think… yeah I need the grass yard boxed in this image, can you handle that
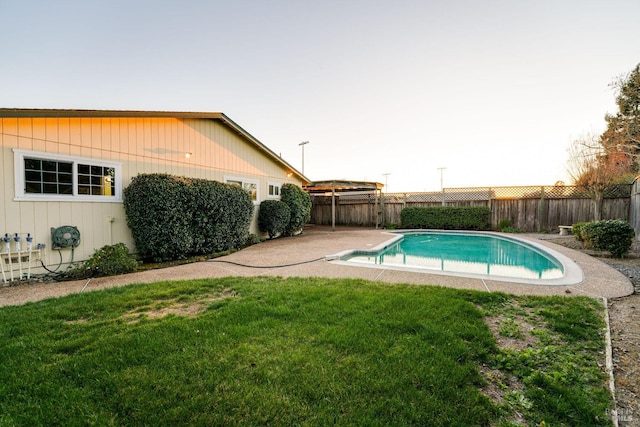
[0,277,612,426]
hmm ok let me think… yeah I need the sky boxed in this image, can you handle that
[1,0,639,192]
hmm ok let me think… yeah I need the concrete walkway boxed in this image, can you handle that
[0,226,633,307]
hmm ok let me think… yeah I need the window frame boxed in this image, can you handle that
[224,176,260,204]
[267,182,281,199]
[13,149,123,202]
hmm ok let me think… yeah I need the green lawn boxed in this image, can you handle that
[0,277,612,426]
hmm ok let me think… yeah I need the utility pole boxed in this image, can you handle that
[299,141,310,175]
[438,167,446,206]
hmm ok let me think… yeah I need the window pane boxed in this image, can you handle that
[59,173,73,184]
[24,159,41,170]
[41,161,58,172]
[60,184,73,195]
[243,183,257,201]
[78,164,90,174]
[43,172,58,183]
[43,183,58,194]
[59,162,73,173]
[25,170,42,181]
[25,182,41,193]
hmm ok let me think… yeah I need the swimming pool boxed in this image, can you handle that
[332,231,583,286]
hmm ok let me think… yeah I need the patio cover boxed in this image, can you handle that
[303,180,384,230]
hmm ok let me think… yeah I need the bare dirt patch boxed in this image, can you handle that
[122,288,238,323]
[481,304,551,425]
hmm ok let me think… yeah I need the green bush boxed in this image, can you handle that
[123,174,253,262]
[123,174,193,262]
[258,200,291,238]
[188,178,253,254]
[497,219,512,231]
[70,243,138,278]
[281,183,312,236]
[400,206,491,230]
[581,220,635,258]
[572,222,588,242]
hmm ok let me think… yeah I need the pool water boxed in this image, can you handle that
[342,232,564,280]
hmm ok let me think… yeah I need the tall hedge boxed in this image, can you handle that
[400,206,491,230]
[281,183,312,236]
[123,174,253,262]
[123,174,194,262]
[188,178,253,254]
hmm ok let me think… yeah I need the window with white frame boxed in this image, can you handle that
[225,177,258,202]
[14,149,122,202]
[268,183,281,198]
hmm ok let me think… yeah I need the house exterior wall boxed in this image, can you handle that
[0,115,303,269]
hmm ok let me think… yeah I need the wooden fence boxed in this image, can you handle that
[309,185,632,232]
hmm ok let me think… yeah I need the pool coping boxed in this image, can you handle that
[326,230,584,286]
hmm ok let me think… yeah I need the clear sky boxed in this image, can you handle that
[2,0,639,192]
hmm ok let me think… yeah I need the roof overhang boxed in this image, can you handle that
[0,108,310,185]
[304,180,383,193]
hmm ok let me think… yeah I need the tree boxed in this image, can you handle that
[601,63,640,171]
[566,134,632,220]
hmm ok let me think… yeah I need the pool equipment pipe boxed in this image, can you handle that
[13,233,21,252]
[3,234,10,253]
[26,234,33,251]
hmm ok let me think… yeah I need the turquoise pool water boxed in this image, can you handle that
[342,232,564,280]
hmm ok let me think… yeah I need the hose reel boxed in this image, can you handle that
[51,226,81,249]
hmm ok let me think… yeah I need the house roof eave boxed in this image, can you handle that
[0,108,310,185]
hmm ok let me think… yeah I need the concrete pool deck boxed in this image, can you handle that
[0,226,633,307]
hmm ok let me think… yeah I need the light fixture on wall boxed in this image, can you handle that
[185,152,193,159]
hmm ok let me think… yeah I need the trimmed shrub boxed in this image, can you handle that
[123,174,193,262]
[400,206,491,230]
[188,178,254,254]
[281,183,312,236]
[258,200,291,238]
[69,243,138,278]
[572,222,588,242]
[123,173,254,262]
[580,219,635,258]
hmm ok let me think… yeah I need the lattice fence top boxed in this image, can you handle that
[308,184,631,203]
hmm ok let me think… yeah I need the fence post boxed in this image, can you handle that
[488,188,493,229]
[331,182,336,231]
[537,186,545,232]
[380,192,385,228]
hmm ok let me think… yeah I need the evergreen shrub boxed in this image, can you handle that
[571,222,588,242]
[400,206,491,230]
[580,219,635,258]
[70,243,138,278]
[123,174,253,262]
[258,200,291,238]
[281,183,312,236]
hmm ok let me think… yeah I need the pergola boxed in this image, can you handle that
[303,180,384,230]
